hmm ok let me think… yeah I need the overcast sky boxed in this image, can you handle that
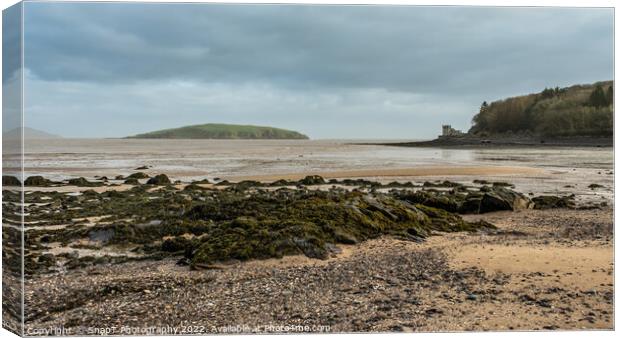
[8,2,614,139]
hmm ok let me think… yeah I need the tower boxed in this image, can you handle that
[442,125,451,136]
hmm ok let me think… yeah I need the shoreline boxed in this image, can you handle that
[365,136,613,148]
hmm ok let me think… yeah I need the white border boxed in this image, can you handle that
[0,1,616,338]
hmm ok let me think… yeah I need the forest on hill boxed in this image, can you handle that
[469,81,613,137]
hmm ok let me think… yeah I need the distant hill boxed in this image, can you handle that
[469,81,613,137]
[3,127,62,140]
[126,123,309,140]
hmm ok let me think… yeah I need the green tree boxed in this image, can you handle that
[588,85,607,108]
[541,87,554,99]
[606,85,613,106]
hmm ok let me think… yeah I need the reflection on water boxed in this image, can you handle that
[21,138,613,180]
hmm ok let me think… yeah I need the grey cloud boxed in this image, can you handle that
[16,2,615,139]
[24,74,477,139]
[24,3,613,97]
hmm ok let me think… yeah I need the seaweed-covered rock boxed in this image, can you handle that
[460,187,531,214]
[127,172,149,179]
[394,190,460,213]
[162,236,198,252]
[269,179,292,187]
[228,180,263,190]
[423,180,463,188]
[299,175,326,185]
[187,190,494,267]
[183,183,209,191]
[146,174,171,185]
[191,178,211,184]
[67,177,103,187]
[385,181,415,188]
[588,183,604,189]
[2,175,21,186]
[124,178,140,185]
[24,176,53,186]
[532,195,576,209]
[492,181,514,187]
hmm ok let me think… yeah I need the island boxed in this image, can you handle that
[125,123,309,140]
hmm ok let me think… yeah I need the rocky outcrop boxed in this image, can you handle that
[24,176,53,187]
[67,177,104,187]
[394,185,532,214]
[2,175,21,186]
[146,174,171,185]
[532,195,576,209]
[126,172,149,179]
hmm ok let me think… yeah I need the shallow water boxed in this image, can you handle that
[19,138,613,181]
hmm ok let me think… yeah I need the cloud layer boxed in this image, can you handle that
[16,3,614,138]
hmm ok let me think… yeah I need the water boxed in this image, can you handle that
[17,138,612,181]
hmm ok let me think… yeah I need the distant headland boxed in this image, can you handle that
[3,127,62,140]
[381,80,613,147]
[125,123,309,140]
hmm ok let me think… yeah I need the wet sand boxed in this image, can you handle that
[18,139,612,181]
[229,165,544,182]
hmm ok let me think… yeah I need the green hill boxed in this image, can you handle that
[469,81,613,137]
[126,123,309,140]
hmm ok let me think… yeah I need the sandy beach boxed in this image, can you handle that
[2,140,614,334]
[20,208,612,333]
[228,165,545,182]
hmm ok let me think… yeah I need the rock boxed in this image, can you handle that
[162,236,196,252]
[192,178,211,184]
[124,178,140,185]
[299,175,326,185]
[67,177,103,187]
[492,181,514,187]
[396,191,460,213]
[269,179,291,187]
[146,174,171,185]
[333,230,358,244]
[134,165,150,170]
[24,176,53,186]
[423,180,463,188]
[588,183,604,189]
[127,172,149,179]
[2,175,21,186]
[532,195,576,209]
[185,189,492,266]
[536,299,553,308]
[37,253,56,266]
[176,257,191,266]
[464,187,532,214]
[466,294,478,301]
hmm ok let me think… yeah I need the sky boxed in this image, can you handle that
[4,2,614,139]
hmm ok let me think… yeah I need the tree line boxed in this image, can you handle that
[469,81,613,137]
